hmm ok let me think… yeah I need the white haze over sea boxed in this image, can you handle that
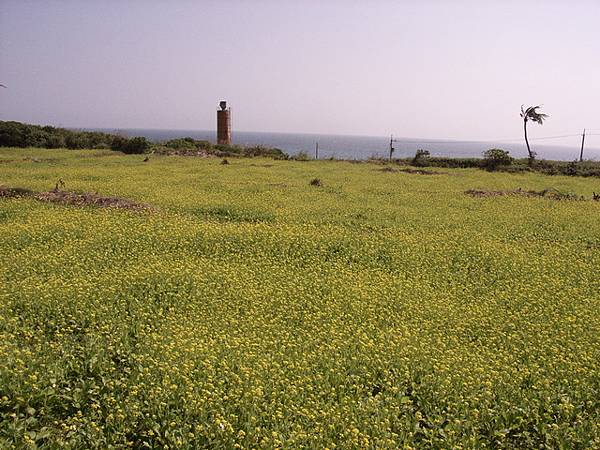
[89,129,599,162]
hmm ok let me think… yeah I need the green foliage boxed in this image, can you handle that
[397,154,600,177]
[528,159,600,177]
[109,135,128,152]
[411,149,430,166]
[415,156,481,169]
[292,151,310,161]
[0,148,599,447]
[164,137,198,150]
[0,121,116,150]
[122,137,150,154]
[242,145,287,159]
[520,105,549,125]
[482,148,513,170]
[110,136,150,154]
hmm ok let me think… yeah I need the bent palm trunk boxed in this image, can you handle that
[523,119,534,164]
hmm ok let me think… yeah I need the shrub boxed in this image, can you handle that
[46,134,66,149]
[213,144,244,155]
[242,146,287,159]
[122,137,150,154]
[110,136,150,154]
[0,121,27,147]
[196,140,212,150]
[483,148,513,170]
[165,137,198,150]
[411,149,430,167]
[110,135,129,152]
[293,151,310,161]
[0,121,116,149]
[65,134,87,149]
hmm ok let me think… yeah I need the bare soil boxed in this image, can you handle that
[0,186,35,198]
[465,188,584,201]
[377,167,445,175]
[165,149,214,158]
[0,185,153,210]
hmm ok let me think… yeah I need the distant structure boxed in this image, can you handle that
[217,101,231,145]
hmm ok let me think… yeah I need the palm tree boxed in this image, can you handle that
[520,105,548,163]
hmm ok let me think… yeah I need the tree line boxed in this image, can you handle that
[0,121,150,154]
[0,121,288,159]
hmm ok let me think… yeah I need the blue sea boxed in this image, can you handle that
[89,128,600,161]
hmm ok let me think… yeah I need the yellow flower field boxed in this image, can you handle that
[1,148,599,448]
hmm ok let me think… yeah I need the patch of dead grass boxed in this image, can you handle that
[465,188,584,201]
[0,185,153,211]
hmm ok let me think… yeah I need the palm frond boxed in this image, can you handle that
[521,105,548,124]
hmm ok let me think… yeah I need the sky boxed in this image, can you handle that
[1,0,600,146]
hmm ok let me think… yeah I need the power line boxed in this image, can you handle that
[520,133,581,141]
[312,131,600,156]
[391,133,581,145]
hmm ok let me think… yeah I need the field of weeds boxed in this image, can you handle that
[1,148,599,448]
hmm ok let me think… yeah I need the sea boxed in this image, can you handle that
[88,128,600,161]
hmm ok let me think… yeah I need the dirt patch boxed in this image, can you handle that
[0,185,153,211]
[376,167,445,175]
[465,188,584,201]
[250,163,274,168]
[36,191,153,210]
[0,186,35,198]
[0,158,58,164]
[22,157,59,163]
[399,168,445,175]
[166,149,214,158]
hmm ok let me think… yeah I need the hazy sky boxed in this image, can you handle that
[2,0,600,145]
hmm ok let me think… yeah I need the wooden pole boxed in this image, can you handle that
[389,134,394,161]
[579,129,586,162]
[315,142,319,160]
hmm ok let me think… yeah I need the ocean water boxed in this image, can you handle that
[91,128,600,161]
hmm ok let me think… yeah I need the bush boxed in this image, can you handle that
[122,137,150,154]
[292,151,310,161]
[165,137,198,150]
[0,121,116,149]
[411,149,430,167]
[243,145,287,159]
[65,134,87,149]
[110,136,128,152]
[483,148,513,170]
[110,136,150,154]
[0,121,27,147]
[46,134,66,149]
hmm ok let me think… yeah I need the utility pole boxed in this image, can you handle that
[389,134,401,161]
[579,129,586,162]
[315,142,319,160]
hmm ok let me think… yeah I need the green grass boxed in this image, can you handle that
[1,148,599,448]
